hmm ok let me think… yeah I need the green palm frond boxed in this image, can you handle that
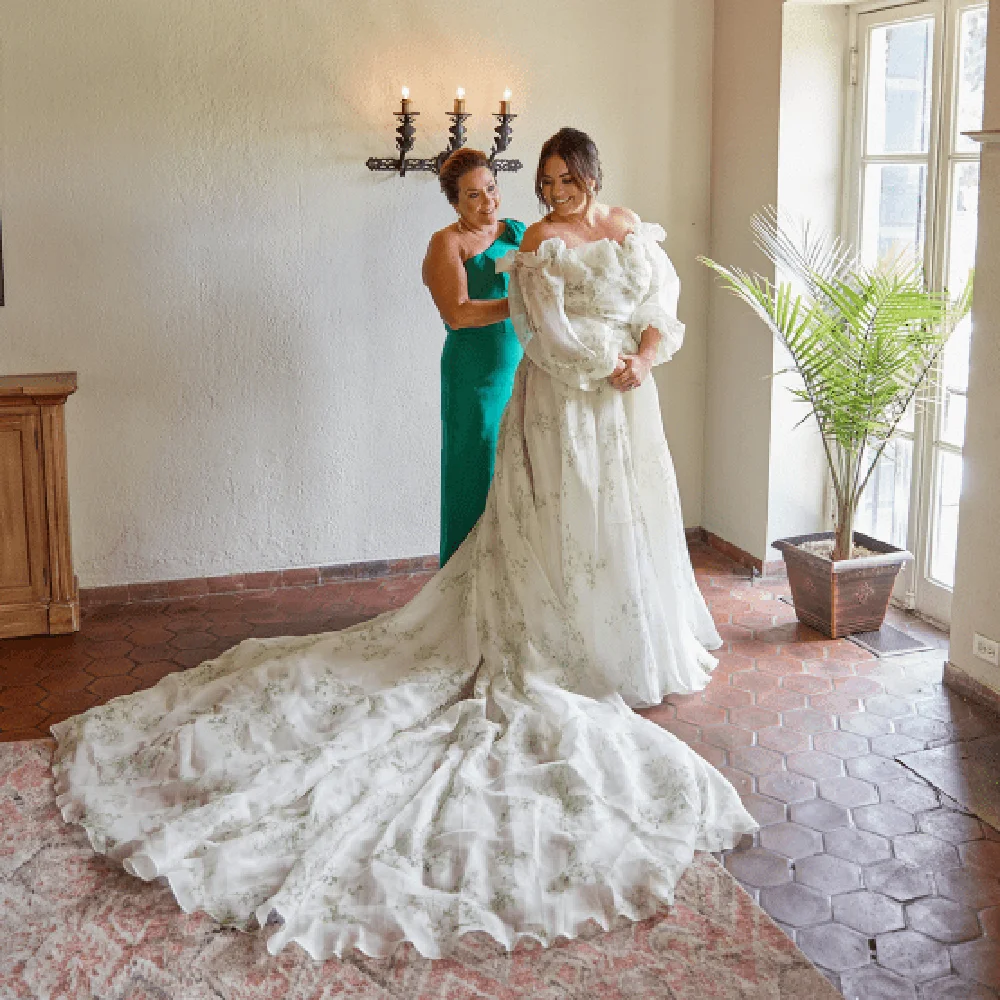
[699,209,973,559]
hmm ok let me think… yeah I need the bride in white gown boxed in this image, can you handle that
[51,128,756,961]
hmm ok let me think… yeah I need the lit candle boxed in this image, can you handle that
[500,88,512,115]
[400,86,411,114]
[454,87,466,115]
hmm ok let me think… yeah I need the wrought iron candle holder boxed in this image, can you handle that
[366,90,522,177]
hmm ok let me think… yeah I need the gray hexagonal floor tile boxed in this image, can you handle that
[906,896,982,943]
[918,810,985,844]
[879,778,941,813]
[894,833,961,872]
[825,827,892,864]
[758,771,817,804]
[760,882,832,928]
[786,750,845,780]
[796,853,863,895]
[814,730,871,758]
[841,966,917,1000]
[791,798,852,832]
[724,846,791,888]
[865,860,935,902]
[876,929,952,982]
[841,712,894,738]
[760,821,823,860]
[798,922,873,973]
[741,792,787,827]
[820,775,880,808]
[854,803,918,837]
[832,890,906,935]
[848,755,913,784]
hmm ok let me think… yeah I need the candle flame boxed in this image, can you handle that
[401,86,409,99]
[456,87,465,99]
[503,88,512,100]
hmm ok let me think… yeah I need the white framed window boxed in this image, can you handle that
[846,0,987,625]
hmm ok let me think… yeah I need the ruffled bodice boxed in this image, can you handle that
[497,221,685,390]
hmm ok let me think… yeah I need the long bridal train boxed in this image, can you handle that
[51,222,757,960]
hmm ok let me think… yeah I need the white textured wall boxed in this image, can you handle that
[949,0,1000,697]
[0,0,715,587]
[768,3,848,556]
[703,0,784,559]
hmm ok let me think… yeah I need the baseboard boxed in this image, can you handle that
[80,554,441,608]
[943,661,1000,716]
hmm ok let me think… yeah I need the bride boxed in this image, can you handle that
[51,127,756,961]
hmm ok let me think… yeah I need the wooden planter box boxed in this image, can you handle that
[772,531,912,639]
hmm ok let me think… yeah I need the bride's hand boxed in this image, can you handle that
[610,354,652,391]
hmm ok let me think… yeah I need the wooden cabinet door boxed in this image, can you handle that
[0,410,49,606]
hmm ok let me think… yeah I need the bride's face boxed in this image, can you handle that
[540,156,592,219]
[455,167,500,230]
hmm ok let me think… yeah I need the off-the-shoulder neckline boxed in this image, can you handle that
[530,230,639,257]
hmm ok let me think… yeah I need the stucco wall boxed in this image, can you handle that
[0,0,715,587]
[949,0,1000,698]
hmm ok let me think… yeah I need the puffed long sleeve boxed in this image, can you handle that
[628,225,686,365]
[499,252,620,391]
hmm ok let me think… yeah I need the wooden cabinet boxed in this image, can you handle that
[0,373,79,637]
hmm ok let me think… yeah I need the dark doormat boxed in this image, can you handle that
[778,598,933,657]
[897,735,1000,831]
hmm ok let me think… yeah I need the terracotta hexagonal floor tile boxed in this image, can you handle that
[673,700,725,727]
[756,726,811,754]
[804,659,858,679]
[876,930,952,982]
[786,751,844,781]
[699,723,754,751]
[87,675,143,700]
[906,897,982,944]
[782,674,833,696]
[960,841,1000,875]
[832,890,906,936]
[730,745,784,775]
[834,675,885,698]
[38,670,92,695]
[728,705,781,731]
[730,670,780,696]
[702,682,752,709]
[949,937,1000,991]
[0,684,47,709]
[756,656,805,677]
[84,657,137,678]
[756,688,807,712]
[130,660,184,686]
[741,793,786,827]
[0,705,49,731]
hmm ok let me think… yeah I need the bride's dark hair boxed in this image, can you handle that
[535,128,603,210]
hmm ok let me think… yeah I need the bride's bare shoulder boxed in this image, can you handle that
[519,219,560,254]
[608,206,641,237]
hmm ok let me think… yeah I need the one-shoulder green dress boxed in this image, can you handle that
[439,218,525,565]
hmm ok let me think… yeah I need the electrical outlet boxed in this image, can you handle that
[973,632,1000,666]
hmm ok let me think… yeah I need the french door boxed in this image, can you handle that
[848,0,987,625]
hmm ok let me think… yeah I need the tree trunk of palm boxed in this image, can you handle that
[833,503,855,561]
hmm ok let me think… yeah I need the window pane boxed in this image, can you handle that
[955,6,988,152]
[866,18,935,155]
[929,449,963,587]
[856,438,912,550]
[861,163,928,268]
[939,161,979,448]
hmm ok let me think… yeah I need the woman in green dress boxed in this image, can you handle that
[423,148,525,565]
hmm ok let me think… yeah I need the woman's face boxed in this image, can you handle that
[539,155,592,218]
[455,167,500,229]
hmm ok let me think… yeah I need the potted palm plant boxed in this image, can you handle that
[700,210,972,638]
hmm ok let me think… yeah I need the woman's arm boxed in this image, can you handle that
[422,230,509,329]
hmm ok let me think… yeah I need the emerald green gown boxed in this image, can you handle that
[439,218,525,565]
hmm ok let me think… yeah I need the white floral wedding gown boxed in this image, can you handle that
[51,222,757,961]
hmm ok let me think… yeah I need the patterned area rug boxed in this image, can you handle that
[1,740,840,999]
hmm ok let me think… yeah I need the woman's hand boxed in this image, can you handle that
[609,353,653,392]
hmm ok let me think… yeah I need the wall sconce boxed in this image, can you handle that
[366,87,522,178]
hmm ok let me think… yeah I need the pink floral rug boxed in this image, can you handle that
[1,739,839,999]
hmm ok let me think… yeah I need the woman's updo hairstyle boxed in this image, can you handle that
[535,128,603,210]
[438,148,495,206]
